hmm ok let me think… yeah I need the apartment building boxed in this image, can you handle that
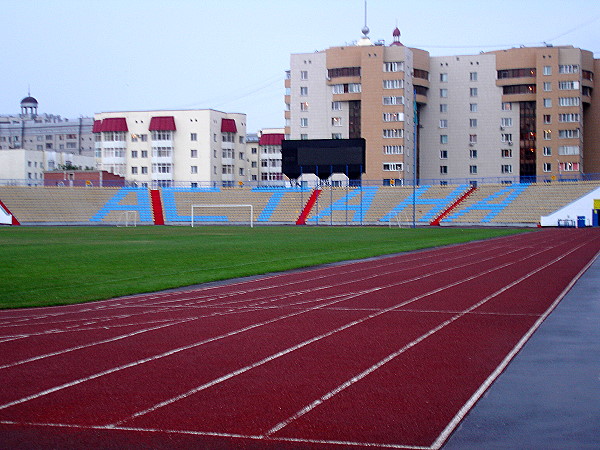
[286,28,598,184]
[93,109,247,187]
[0,96,95,183]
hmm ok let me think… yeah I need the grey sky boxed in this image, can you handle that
[1,0,598,132]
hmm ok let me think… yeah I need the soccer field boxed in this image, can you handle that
[0,226,528,309]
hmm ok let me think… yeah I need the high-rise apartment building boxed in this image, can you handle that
[286,27,598,184]
[93,109,247,187]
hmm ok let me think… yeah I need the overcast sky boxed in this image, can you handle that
[2,0,599,132]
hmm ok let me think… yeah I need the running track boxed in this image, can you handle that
[1,228,599,449]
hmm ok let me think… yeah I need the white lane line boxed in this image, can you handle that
[262,238,592,439]
[111,244,555,427]
[430,246,600,450]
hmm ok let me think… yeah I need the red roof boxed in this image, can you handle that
[259,133,284,146]
[100,117,128,132]
[92,120,103,133]
[149,116,176,131]
[221,118,237,133]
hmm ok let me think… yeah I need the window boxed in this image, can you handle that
[543,114,551,124]
[239,168,245,176]
[300,134,308,140]
[559,113,581,123]
[560,162,580,171]
[331,133,342,139]
[383,79,403,89]
[152,147,173,157]
[383,129,404,138]
[543,66,552,75]
[141,150,148,158]
[131,166,138,174]
[543,162,552,172]
[501,164,513,174]
[131,150,138,158]
[559,65,579,74]
[440,89,448,98]
[470,149,478,159]
[501,118,512,127]
[559,97,580,107]
[440,166,448,175]
[558,129,581,139]
[383,162,403,171]
[440,150,448,159]
[300,102,309,111]
[191,166,198,174]
[543,98,552,108]
[502,102,512,111]
[501,133,513,143]
[383,112,404,122]
[383,96,404,105]
[470,72,478,81]
[190,133,197,141]
[301,70,308,80]
[470,103,478,112]
[300,118,308,127]
[191,149,198,158]
[331,117,342,126]
[440,104,448,113]
[440,73,448,82]
[300,86,308,96]
[559,81,580,90]
[140,134,147,142]
[469,134,477,144]
[469,165,478,174]
[152,163,172,174]
[543,146,552,156]
[383,145,403,154]
[502,148,513,158]
[470,88,478,97]
[440,135,448,144]
[558,145,579,155]
[331,101,342,111]
[469,119,478,128]
[543,82,552,92]
[439,119,448,128]
[383,61,404,72]
[543,130,552,140]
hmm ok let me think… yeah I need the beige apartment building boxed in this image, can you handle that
[286,28,598,184]
[93,109,247,187]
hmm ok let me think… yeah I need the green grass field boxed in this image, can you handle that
[0,226,530,309]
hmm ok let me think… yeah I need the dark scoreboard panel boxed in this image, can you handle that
[281,138,366,179]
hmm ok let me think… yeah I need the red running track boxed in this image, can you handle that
[1,228,599,449]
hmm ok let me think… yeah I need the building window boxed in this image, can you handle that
[131,166,138,174]
[331,117,342,126]
[543,115,552,124]
[300,102,309,111]
[543,162,552,172]
[383,96,404,105]
[191,166,198,174]
[190,133,197,141]
[560,162,580,172]
[558,146,580,155]
[469,72,478,81]
[383,162,403,171]
[440,89,448,98]
[300,86,308,96]
[502,102,512,111]
[543,98,552,108]
[300,118,308,127]
[501,133,513,143]
[440,73,448,82]
[331,101,342,111]
[470,103,478,113]
[440,104,448,113]
[558,129,581,139]
[383,61,404,72]
[501,164,513,174]
[470,88,478,97]
[384,145,403,154]
[559,65,579,74]
[131,150,138,158]
[300,134,308,140]
[440,150,448,159]
[559,97,580,107]
[141,150,148,158]
[469,119,478,128]
[383,112,404,122]
[543,82,552,92]
[332,133,342,139]
[470,149,478,159]
[469,165,478,174]
[440,135,448,144]
[383,79,403,89]
[543,146,552,156]
[301,70,308,80]
[439,119,448,128]
[502,148,513,158]
[191,149,198,158]
[543,66,552,75]
[558,113,581,123]
[543,130,552,140]
[440,165,448,175]
[151,130,172,141]
[152,163,172,174]
[383,129,404,138]
[469,134,478,144]
[501,118,512,127]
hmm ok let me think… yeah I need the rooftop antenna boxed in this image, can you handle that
[362,0,369,37]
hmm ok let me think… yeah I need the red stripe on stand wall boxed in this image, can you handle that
[150,190,165,225]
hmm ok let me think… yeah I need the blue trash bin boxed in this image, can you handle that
[577,216,586,228]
